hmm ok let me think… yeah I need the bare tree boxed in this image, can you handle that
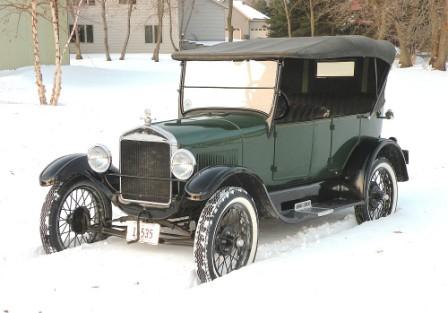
[178,0,196,49]
[152,0,164,62]
[433,0,448,70]
[31,0,47,105]
[119,0,134,60]
[48,0,62,105]
[99,0,112,61]
[166,0,178,51]
[282,0,292,37]
[227,0,234,41]
[67,0,82,59]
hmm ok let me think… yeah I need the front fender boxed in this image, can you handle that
[184,166,279,218]
[39,154,87,186]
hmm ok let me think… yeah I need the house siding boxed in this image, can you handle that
[0,0,69,70]
[69,0,180,54]
[180,0,225,41]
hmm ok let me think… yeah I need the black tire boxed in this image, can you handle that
[40,179,112,254]
[355,158,398,224]
[193,187,259,283]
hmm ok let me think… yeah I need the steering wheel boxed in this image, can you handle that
[274,91,290,120]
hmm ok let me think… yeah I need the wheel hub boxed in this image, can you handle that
[69,206,91,234]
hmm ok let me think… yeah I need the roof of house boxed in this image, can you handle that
[233,1,269,20]
[172,36,396,64]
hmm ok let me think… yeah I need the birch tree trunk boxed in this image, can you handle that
[282,0,292,37]
[227,0,234,41]
[49,0,62,106]
[31,0,47,105]
[152,0,164,62]
[119,0,134,60]
[167,0,179,51]
[68,0,82,59]
[100,0,112,61]
[433,0,448,70]
[309,0,315,36]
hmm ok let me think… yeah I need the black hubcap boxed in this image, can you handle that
[213,203,252,277]
[69,206,91,234]
[368,167,394,219]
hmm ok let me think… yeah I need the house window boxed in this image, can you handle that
[145,25,162,43]
[84,0,95,5]
[119,0,136,4]
[69,24,94,43]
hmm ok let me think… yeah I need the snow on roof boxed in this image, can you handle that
[233,1,269,21]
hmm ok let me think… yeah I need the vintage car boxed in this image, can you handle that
[39,36,409,282]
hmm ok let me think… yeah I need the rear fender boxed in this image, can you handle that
[343,138,409,199]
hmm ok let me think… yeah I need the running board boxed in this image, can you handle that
[279,199,364,223]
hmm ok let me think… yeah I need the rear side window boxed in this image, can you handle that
[316,61,355,78]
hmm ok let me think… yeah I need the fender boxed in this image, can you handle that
[185,166,279,218]
[39,154,118,199]
[343,137,409,199]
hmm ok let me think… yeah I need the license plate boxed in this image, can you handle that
[126,221,160,245]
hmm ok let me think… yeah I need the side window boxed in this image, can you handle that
[69,25,93,43]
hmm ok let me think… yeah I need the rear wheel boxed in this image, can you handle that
[40,179,112,254]
[193,187,259,283]
[355,158,398,224]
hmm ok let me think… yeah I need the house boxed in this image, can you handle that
[0,0,69,70]
[228,1,269,40]
[70,0,179,54]
[69,0,269,54]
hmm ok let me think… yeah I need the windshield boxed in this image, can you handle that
[182,60,278,115]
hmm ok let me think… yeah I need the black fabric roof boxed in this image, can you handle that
[172,36,396,64]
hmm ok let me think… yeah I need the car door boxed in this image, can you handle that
[272,121,313,182]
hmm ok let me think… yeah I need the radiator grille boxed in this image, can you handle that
[120,139,171,204]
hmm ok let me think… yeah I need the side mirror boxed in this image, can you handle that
[377,109,394,120]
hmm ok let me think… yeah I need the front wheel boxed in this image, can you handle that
[193,187,259,283]
[355,158,398,224]
[40,179,112,254]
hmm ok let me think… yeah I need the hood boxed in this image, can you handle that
[155,112,267,148]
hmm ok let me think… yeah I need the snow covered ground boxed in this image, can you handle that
[0,54,447,312]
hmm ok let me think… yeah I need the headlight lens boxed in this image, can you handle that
[87,144,112,173]
[171,149,196,180]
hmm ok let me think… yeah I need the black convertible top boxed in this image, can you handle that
[172,36,396,64]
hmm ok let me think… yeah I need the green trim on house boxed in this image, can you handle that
[0,0,69,70]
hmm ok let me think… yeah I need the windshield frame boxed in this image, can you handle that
[178,60,281,120]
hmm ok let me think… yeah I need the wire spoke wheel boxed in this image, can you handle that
[194,187,259,283]
[355,158,398,224]
[212,203,252,276]
[40,179,112,254]
[57,186,102,249]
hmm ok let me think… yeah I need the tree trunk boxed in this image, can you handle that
[395,22,413,68]
[429,0,441,64]
[119,0,134,60]
[282,0,292,37]
[31,0,47,105]
[227,0,234,41]
[433,0,448,70]
[309,0,315,36]
[49,0,62,106]
[100,0,112,61]
[376,4,389,40]
[68,0,82,59]
[166,0,179,51]
[152,0,164,62]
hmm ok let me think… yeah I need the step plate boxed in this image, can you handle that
[296,207,335,217]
